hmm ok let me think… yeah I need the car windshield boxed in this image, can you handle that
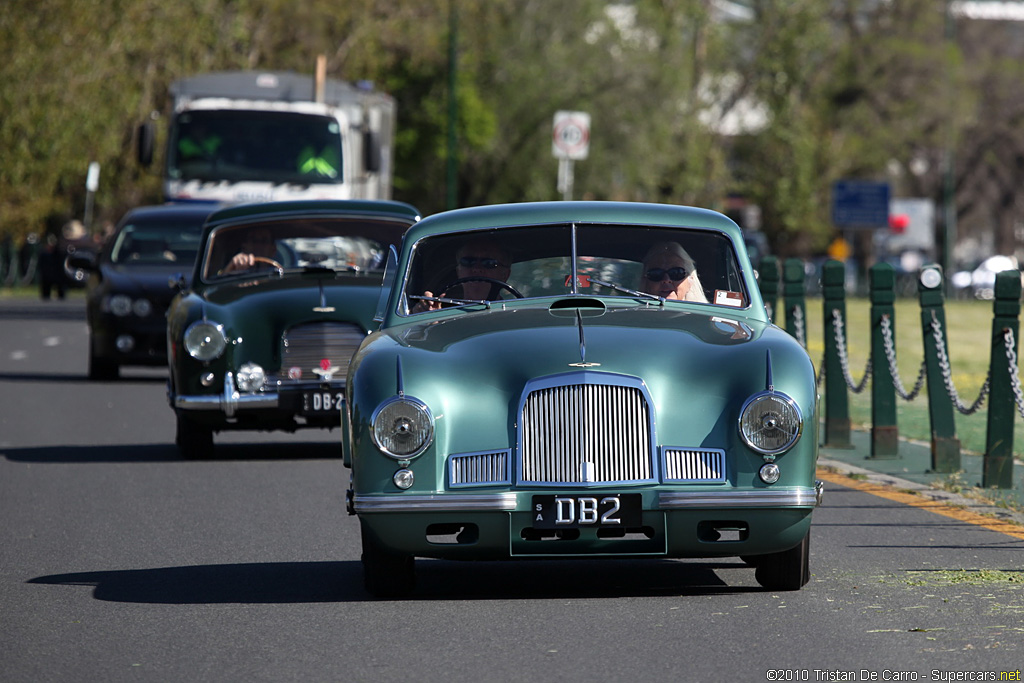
[402,223,749,314]
[109,218,205,265]
[167,110,343,185]
[202,217,402,282]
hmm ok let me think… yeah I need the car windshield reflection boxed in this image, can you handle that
[202,219,397,282]
[402,224,749,314]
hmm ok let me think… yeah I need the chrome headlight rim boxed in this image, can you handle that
[370,395,434,460]
[183,320,227,362]
[235,361,266,392]
[738,390,803,456]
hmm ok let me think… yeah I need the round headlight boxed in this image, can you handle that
[236,362,266,392]
[184,321,227,362]
[738,391,802,455]
[132,298,153,317]
[108,294,132,317]
[371,397,433,459]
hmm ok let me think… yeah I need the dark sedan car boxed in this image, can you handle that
[71,203,218,380]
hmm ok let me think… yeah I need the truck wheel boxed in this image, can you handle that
[754,531,810,591]
[361,522,415,598]
[176,413,214,460]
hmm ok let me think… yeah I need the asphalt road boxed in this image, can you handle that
[2,298,1022,682]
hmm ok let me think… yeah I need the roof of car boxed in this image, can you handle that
[205,199,421,226]
[120,203,222,222]
[404,201,741,243]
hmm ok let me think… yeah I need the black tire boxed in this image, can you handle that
[88,348,119,381]
[754,530,810,591]
[361,521,415,598]
[175,413,214,460]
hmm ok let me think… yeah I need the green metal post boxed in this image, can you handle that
[983,270,1021,489]
[822,260,850,448]
[918,265,960,472]
[783,258,807,348]
[869,263,898,458]
[758,256,780,324]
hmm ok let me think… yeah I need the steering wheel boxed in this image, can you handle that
[250,256,284,271]
[437,276,524,300]
[217,255,284,276]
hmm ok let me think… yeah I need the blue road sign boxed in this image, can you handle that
[832,180,891,228]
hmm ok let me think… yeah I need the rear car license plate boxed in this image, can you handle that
[301,390,344,414]
[532,494,642,529]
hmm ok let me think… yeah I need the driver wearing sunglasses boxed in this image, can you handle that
[640,241,708,302]
[414,240,512,311]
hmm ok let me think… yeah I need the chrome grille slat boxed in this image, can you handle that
[663,448,726,483]
[520,381,653,485]
[449,451,510,487]
[280,322,365,381]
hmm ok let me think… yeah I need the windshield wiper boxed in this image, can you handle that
[588,278,664,304]
[407,294,492,311]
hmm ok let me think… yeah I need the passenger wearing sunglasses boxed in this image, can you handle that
[414,240,512,311]
[640,241,708,302]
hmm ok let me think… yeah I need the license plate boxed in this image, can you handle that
[301,390,344,414]
[531,494,642,529]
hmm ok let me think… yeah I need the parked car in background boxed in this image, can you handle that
[951,255,1022,300]
[166,199,420,459]
[70,203,218,380]
[345,201,822,597]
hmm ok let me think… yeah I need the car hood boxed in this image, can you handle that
[99,263,190,299]
[356,304,816,423]
[198,275,382,332]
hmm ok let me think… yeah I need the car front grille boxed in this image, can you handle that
[519,381,654,486]
[663,448,726,483]
[280,322,365,381]
[449,450,511,487]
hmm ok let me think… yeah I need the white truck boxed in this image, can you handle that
[138,67,395,203]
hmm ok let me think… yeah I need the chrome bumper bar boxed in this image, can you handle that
[659,482,823,509]
[173,372,278,418]
[353,482,824,515]
[353,493,519,513]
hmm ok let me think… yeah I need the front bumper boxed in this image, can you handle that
[351,482,823,559]
[173,371,343,419]
[350,483,824,514]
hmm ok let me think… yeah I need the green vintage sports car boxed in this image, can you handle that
[345,201,822,597]
[166,199,420,459]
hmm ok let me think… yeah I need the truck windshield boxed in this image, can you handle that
[167,110,344,185]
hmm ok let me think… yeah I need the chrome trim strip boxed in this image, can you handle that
[353,493,518,513]
[658,487,821,509]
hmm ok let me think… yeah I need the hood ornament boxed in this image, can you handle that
[568,309,600,368]
[313,358,340,381]
[313,281,335,313]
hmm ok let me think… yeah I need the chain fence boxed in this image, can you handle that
[822,307,1024,421]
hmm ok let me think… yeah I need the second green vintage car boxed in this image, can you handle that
[345,201,822,597]
[166,199,419,458]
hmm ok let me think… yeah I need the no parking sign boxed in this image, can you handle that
[552,111,590,160]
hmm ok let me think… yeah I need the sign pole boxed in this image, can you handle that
[552,111,589,201]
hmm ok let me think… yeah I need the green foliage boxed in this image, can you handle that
[0,0,1010,260]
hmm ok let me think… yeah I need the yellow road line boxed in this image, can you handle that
[816,468,1024,541]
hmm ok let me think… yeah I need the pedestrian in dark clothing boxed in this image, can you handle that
[39,234,67,300]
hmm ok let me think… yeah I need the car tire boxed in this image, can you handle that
[176,413,214,460]
[754,530,810,591]
[361,521,415,598]
[88,348,119,381]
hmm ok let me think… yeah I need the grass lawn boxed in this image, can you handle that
[802,296,1024,459]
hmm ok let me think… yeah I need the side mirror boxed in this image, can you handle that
[168,273,189,291]
[137,121,155,167]
[65,250,98,273]
[363,130,381,173]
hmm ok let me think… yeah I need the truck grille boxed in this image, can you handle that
[280,322,365,381]
[519,381,654,485]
